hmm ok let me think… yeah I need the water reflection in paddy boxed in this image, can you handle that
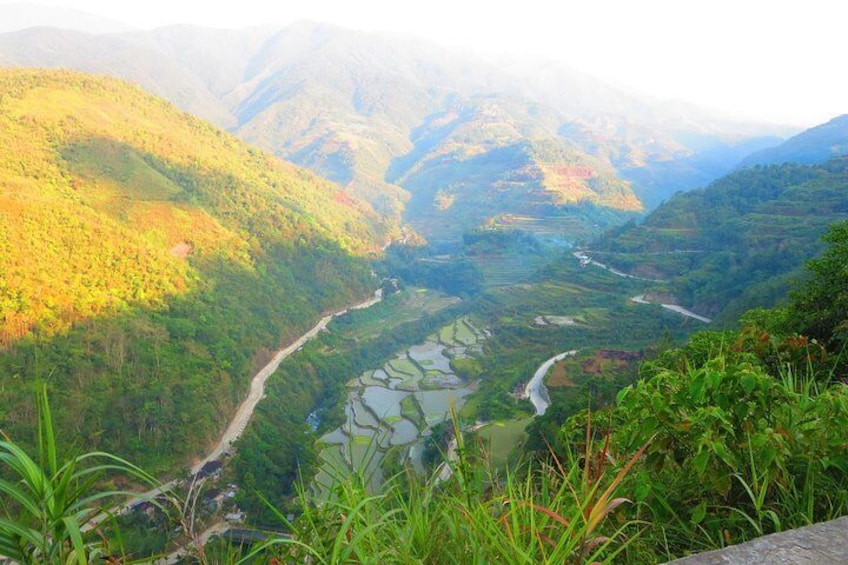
[315,316,486,491]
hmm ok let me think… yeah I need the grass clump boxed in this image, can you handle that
[265,414,644,564]
[0,385,159,563]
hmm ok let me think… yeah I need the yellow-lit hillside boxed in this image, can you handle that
[0,69,387,471]
[0,68,388,348]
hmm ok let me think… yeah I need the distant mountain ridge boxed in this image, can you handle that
[0,27,237,127]
[738,114,848,168]
[0,12,797,242]
[619,135,784,210]
[0,1,135,33]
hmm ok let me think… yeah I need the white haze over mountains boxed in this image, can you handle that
[0,0,845,128]
[0,1,133,34]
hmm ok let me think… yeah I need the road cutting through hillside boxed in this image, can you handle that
[85,289,383,532]
[192,288,383,474]
[523,350,578,416]
[630,294,712,323]
[574,250,711,323]
[573,251,668,283]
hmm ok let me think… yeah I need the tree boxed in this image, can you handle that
[790,219,848,350]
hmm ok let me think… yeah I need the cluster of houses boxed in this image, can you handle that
[125,459,241,526]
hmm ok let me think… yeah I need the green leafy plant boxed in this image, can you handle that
[577,328,848,559]
[246,414,644,564]
[0,385,157,564]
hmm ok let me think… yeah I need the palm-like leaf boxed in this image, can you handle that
[0,385,157,563]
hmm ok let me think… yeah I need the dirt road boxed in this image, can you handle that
[524,350,578,416]
[84,289,383,531]
[191,289,383,474]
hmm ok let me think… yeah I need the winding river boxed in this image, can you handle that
[523,350,578,416]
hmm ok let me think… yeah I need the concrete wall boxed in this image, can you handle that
[667,516,848,564]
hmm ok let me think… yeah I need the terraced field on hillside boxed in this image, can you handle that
[314,316,487,492]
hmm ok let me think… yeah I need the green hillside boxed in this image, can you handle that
[592,158,848,322]
[0,68,387,473]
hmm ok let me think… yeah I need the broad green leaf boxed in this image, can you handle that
[692,450,710,477]
[691,500,707,525]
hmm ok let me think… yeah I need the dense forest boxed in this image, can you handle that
[0,69,388,474]
[593,157,848,322]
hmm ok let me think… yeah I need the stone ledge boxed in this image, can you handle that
[667,516,848,564]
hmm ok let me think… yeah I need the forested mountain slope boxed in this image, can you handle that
[0,69,386,473]
[593,157,848,322]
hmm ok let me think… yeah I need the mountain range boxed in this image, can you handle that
[0,7,797,243]
[739,114,848,168]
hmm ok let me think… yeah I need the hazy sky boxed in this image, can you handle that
[4,0,845,127]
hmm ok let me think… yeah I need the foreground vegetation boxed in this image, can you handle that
[0,388,642,564]
[279,417,644,564]
[0,387,157,563]
[6,220,848,563]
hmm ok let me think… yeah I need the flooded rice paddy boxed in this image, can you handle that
[316,316,487,492]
